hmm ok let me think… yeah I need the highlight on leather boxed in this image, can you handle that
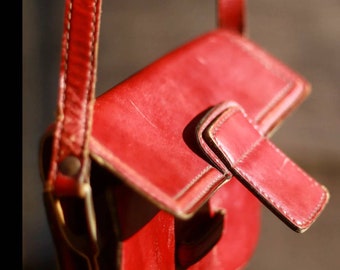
[90,29,312,221]
[198,102,330,232]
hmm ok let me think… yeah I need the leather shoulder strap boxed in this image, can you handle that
[43,1,103,269]
[46,0,102,196]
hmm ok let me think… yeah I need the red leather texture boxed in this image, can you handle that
[90,29,310,219]
[40,0,330,269]
[198,103,329,232]
[119,211,175,270]
[40,1,103,268]
[46,0,102,197]
[87,28,330,269]
[189,178,260,269]
[218,0,245,33]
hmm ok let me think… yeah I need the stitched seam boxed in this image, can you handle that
[174,166,212,199]
[254,82,293,123]
[53,0,73,182]
[181,171,228,213]
[91,139,225,217]
[192,32,299,192]
[174,166,228,202]
[227,33,297,124]
[55,0,99,181]
[210,109,265,171]
[237,140,326,227]
[82,0,99,169]
[211,112,326,227]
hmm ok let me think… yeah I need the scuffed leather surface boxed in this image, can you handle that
[90,29,309,219]
[199,104,329,232]
[46,0,102,196]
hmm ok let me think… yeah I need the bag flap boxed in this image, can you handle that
[89,29,310,219]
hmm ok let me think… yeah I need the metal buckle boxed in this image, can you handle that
[44,183,99,270]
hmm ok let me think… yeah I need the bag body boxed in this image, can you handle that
[39,1,329,269]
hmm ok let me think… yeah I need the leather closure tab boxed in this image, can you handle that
[197,102,329,232]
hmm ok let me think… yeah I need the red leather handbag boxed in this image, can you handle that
[39,0,330,269]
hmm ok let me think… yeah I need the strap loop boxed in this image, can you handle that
[217,0,245,33]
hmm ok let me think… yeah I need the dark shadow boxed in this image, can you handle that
[182,106,216,166]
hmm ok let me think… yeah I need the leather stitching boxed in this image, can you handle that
[225,30,300,125]
[210,110,326,228]
[52,0,100,184]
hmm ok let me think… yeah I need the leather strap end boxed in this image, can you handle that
[197,102,330,232]
[217,0,245,33]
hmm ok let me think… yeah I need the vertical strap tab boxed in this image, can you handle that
[217,0,245,34]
